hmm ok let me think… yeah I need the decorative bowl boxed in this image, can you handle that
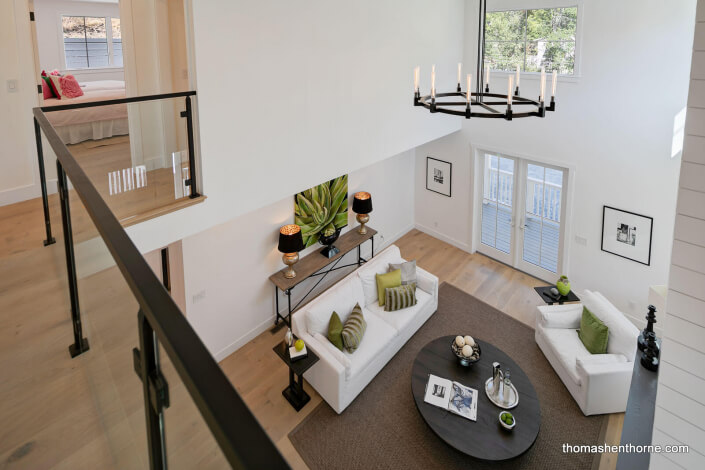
[318,228,341,258]
[499,411,516,431]
[450,339,481,366]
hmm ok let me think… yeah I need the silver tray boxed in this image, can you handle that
[484,378,519,409]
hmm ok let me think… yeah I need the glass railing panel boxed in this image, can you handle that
[67,173,149,469]
[42,95,196,227]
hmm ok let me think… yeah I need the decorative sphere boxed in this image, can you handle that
[464,335,475,347]
[462,345,473,357]
[295,339,305,352]
[455,336,465,347]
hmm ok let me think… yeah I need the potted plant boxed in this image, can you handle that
[556,275,571,296]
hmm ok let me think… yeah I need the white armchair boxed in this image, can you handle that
[535,290,639,416]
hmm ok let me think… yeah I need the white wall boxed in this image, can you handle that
[34,0,123,82]
[415,0,696,327]
[123,0,463,256]
[650,2,705,468]
[0,0,43,206]
[181,150,415,360]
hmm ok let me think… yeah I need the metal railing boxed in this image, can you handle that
[35,91,200,247]
[33,95,289,469]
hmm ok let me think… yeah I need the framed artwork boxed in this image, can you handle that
[294,174,348,248]
[601,206,653,266]
[426,157,452,197]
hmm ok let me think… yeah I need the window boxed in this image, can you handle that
[484,7,578,75]
[62,16,122,69]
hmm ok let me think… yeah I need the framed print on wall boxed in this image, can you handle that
[601,206,653,266]
[426,157,452,197]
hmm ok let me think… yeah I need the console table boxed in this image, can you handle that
[269,227,376,327]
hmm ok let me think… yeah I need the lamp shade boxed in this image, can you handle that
[353,192,372,214]
[278,224,304,253]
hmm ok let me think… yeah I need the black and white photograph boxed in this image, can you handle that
[432,384,447,398]
[426,157,452,197]
[601,206,653,265]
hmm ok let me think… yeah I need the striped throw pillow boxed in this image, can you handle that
[341,303,367,352]
[384,283,417,311]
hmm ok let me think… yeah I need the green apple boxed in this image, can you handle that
[295,339,305,352]
[556,275,571,296]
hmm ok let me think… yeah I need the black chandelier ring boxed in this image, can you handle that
[415,91,556,120]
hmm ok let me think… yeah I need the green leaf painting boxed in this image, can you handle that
[295,175,348,248]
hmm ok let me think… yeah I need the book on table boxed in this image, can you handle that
[423,374,478,421]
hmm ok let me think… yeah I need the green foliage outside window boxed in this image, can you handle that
[484,7,577,75]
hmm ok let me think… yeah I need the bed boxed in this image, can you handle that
[43,80,129,145]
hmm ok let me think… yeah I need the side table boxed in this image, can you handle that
[534,285,580,305]
[273,341,319,411]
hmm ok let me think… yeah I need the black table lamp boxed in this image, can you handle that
[353,192,373,234]
[278,224,304,279]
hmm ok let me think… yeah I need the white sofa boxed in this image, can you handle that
[535,290,640,416]
[292,245,439,414]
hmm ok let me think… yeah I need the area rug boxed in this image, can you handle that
[289,283,607,469]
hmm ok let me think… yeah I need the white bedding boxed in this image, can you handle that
[43,80,129,144]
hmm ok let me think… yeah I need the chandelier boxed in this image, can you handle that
[413,0,557,120]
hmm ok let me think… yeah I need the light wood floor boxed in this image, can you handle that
[0,195,622,470]
[223,229,624,470]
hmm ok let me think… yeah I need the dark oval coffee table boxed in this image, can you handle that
[411,336,540,461]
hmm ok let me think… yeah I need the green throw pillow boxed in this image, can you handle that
[578,307,609,354]
[376,269,401,306]
[342,303,367,352]
[327,311,344,351]
[384,283,417,311]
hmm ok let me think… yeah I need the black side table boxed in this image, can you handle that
[534,285,580,305]
[273,341,319,411]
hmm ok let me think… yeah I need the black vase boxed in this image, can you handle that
[318,229,341,258]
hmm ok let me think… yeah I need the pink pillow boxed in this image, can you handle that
[41,79,54,99]
[59,75,84,98]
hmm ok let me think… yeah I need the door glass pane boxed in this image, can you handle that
[523,163,563,272]
[481,154,514,254]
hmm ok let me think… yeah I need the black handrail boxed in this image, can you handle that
[40,90,197,112]
[33,107,289,469]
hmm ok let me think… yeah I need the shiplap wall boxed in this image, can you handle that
[650,2,705,468]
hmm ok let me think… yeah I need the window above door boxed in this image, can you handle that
[484,4,579,76]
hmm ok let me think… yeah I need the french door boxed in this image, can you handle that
[478,152,568,282]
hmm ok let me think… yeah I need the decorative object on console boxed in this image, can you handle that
[290,343,308,362]
[426,157,452,197]
[639,305,660,371]
[601,206,653,265]
[413,0,557,120]
[285,327,294,347]
[278,224,304,279]
[556,275,571,296]
[389,260,417,285]
[294,175,348,252]
[318,228,341,258]
[384,283,418,311]
[352,191,372,234]
[451,336,481,366]
[637,305,660,354]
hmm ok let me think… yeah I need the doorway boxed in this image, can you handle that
[476,150,568,281]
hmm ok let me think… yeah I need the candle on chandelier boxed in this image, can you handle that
[466,74,472,104]
[431,65,436,99]
[414,66,420,93]
[515,65,520,88]
[539,67,546,103]
[507,76,513,106]
[485,64,490,86]
[551,70,558,99]
[457,63,462,87]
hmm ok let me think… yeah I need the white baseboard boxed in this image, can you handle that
[213,315,275,362]
[0,180,58,207]
[414,223,471,253]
